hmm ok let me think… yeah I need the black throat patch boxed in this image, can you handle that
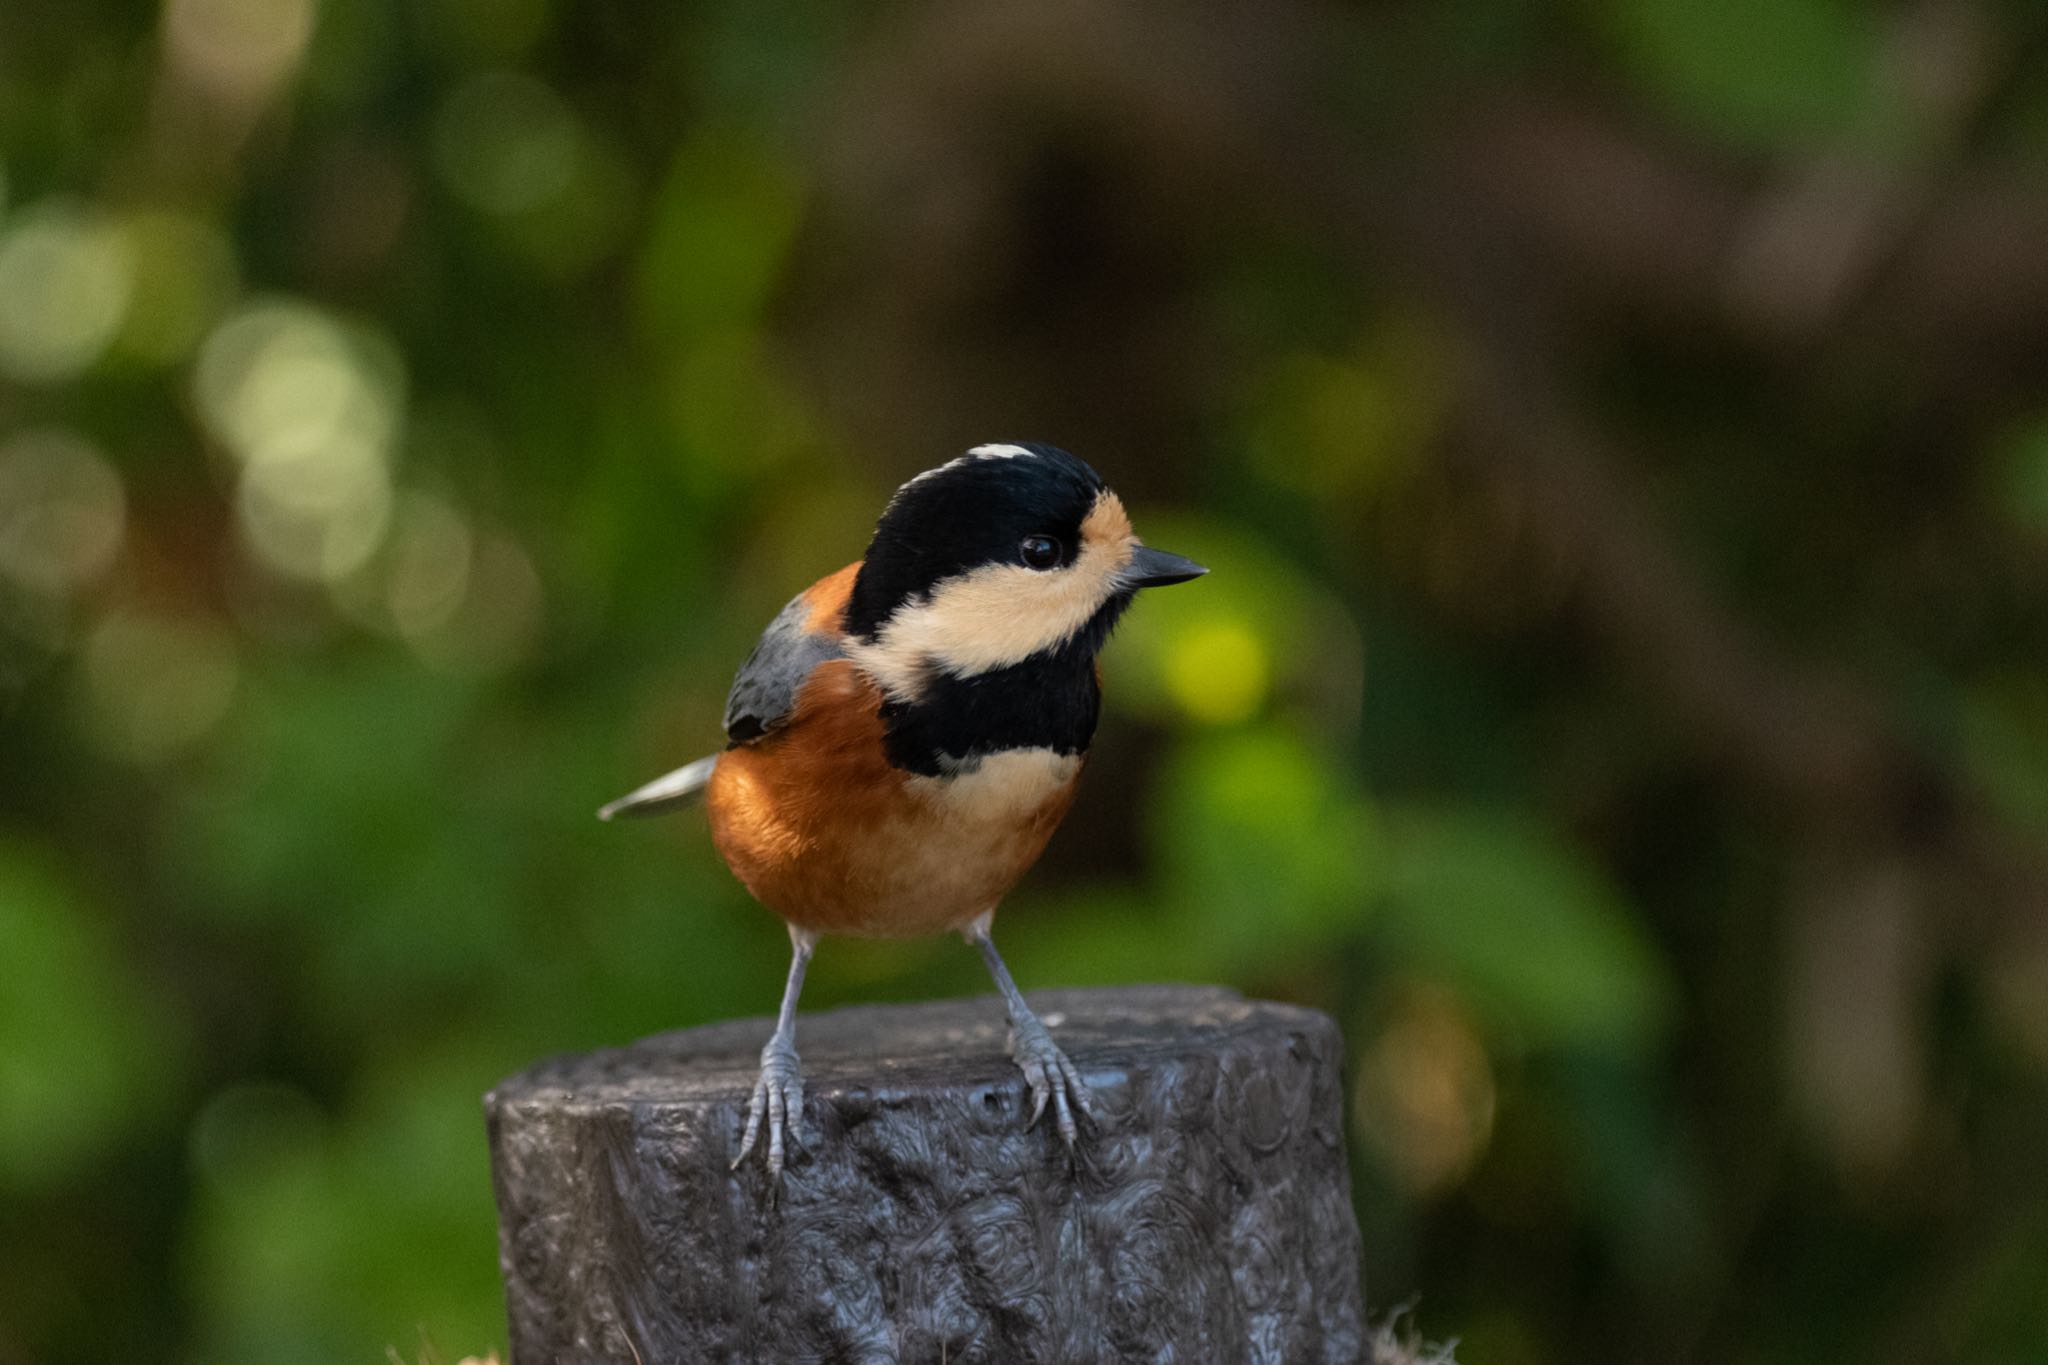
[877,593,1130,776]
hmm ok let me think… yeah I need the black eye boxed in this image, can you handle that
[1019,535,1062,569]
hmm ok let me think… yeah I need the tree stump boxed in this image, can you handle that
[485,984,1365,1363]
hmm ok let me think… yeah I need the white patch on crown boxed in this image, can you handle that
[896,443,1037,497]
[848,488,1137,699]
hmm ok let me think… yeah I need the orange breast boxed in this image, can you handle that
[704,659,1082,938]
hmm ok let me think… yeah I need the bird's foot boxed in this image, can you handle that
[1009,1014,1093,1147]
[734,1036,805,1178]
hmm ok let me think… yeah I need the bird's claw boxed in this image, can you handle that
[1009,1016,1093,1147]
[734,1036,805,1178]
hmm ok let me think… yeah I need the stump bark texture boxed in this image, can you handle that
[485,984,1365,1364]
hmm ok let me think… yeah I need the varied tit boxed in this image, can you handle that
[600,442,1206,1177]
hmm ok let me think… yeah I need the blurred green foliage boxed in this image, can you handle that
[1598,0,1879,149]
[1,1,2045,1363]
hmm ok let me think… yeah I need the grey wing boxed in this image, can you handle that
[721,590,845,744]
[597,593,843,822]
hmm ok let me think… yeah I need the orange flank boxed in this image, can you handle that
[706,657,1082,939]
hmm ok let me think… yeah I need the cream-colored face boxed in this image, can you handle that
[847,487,1138,701]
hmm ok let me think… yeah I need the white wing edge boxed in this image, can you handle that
[597,753,721,821]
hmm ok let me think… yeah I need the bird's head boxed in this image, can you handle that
[844,442,1205,697]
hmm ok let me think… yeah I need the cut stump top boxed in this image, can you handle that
[486,985,1366,1365]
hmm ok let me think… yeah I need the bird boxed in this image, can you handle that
[599,442,1207,1177]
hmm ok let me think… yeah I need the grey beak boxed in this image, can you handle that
[1125,545,1209,588]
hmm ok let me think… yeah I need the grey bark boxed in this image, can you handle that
[486,984,1366,1364]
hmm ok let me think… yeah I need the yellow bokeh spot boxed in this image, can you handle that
[116,210,238,365]
[0,428,126,596]
[163,0,316,96]
[1162,616,1270,724]
[1356,982,1496,1196]
[79,612,239,764]
[0,200,132,384]
[195,299,407,584]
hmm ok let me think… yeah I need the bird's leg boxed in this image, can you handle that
[734,924,815,1178]
[965,913,1093,1146]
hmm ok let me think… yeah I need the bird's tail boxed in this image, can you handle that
[597,753,720,821]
